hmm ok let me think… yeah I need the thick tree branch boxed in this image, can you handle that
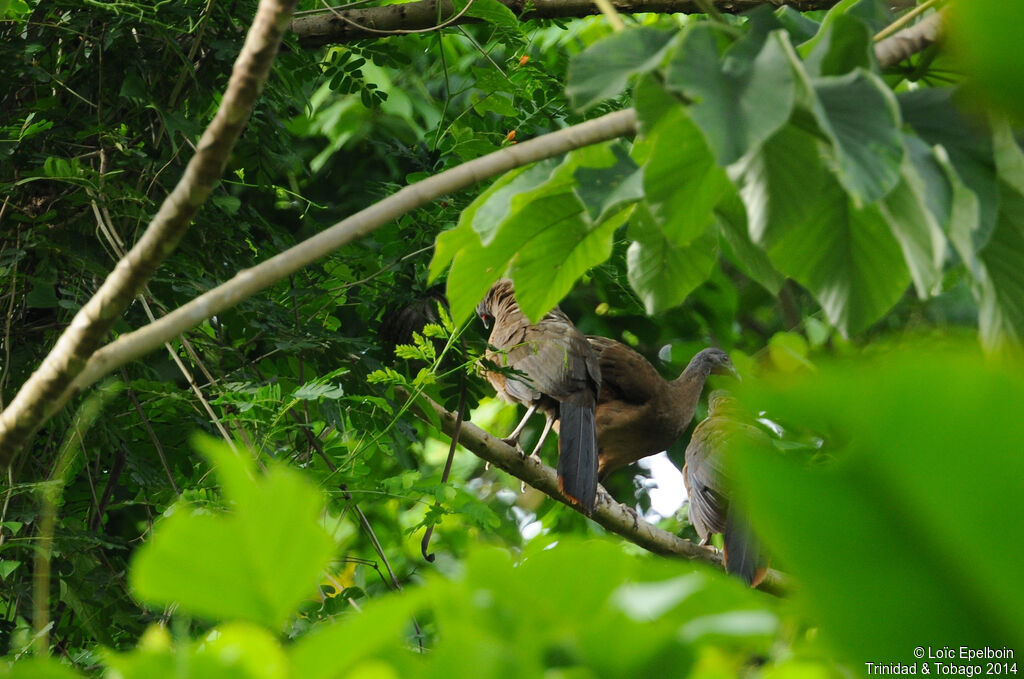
[292,0,839,47]
[0,0,298,465]
[875,9,943,69]
[403,389,790,596]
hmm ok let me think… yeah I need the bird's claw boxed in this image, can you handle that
[624,504,640,530]
[500,436,525,456]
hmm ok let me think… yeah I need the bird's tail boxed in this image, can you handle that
[723,507,768,588]
[557,393,599,514]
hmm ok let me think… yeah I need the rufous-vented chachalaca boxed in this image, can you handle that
[684,390,770,587]
[476,279,601,513]
[586,336,738,478]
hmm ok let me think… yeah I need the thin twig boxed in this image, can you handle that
[874,0,942,42]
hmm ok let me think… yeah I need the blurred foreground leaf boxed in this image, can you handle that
[734,345,1024,662]
[129,437,336,629]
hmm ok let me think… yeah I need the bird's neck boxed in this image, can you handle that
[669,357,711,405]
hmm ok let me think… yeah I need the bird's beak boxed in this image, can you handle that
[728,365,742,382]
[479,313,491,329]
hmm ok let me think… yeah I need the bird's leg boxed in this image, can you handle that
[501,403,537,452]
[527,413,555,461]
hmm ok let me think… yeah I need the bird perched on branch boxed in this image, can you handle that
[586,336,739,479]
[684,390,770,587]
[476,279,601,513]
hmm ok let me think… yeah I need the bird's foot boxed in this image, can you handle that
[500,436,525,456]
[623,504,640,530]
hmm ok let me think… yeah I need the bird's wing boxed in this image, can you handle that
[686,417,771,537]
[684,418,731,538]
[489,309,596,404]
[586,336,662,404]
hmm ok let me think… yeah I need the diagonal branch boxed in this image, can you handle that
[403,388,791,596]
[875,9,944,69]
[292,0,840,47]
[0,0,299,465]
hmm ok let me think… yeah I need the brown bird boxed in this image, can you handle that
[684,390,770,587]
[476,280,601,513]
[586,336,739,478]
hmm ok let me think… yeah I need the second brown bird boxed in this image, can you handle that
[684,390,770,587]
[586,336,738,478]
[476,280,601,513]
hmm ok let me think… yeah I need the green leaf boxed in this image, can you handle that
[767,331,812,372]
[468,160,561,246]
[809,69,903,204]
[634,77,731,245]
[212,194,242,216]
[801,12,873,77]
[714,188,783,295]
[511,205,628,321]
[947,0,1024,119]
[289,588,429,679]
[130,437,335,628]
[2,658,82,679]
[626,203,717,314]
[734,349,1024,661]
[566,27,676,111]
[440,146,633,323]
[773,6,820,44]
[877,156,947,298]
[472,92,518,117]
[463,0,521,35]
[936,146,983,279]
[26,276,59,308]
[104,622,287,679]
[665,24,796,165]
[735,125,910,335]
[796,0,861,59]
[899,89,999,250]
[573,142,642,223]
[0,559,20,580]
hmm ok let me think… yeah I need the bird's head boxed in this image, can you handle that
[699,348,741,381]
[476,279,515,329]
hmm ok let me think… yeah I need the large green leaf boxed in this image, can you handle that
[947,0,1024,119]
[626,203,717,315]
[735,125,910,335]
[734,348,1024,662]
[665,24,796,166]
[566,27,676,111]
[467,159,563,246]
[634,77,730,245]
[436,145,635,323]
[130,438,335,628]
[801,12,873,77]
[104,622,288,679]
[808,69,903,204]
[878,156,947,298]
[794,0,859,57]
[977,123,1024,349]
[714,188,783,295]
[573,142,643,223]
[899,89,999,248]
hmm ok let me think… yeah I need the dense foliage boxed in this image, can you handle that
[1,0,1022,676]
